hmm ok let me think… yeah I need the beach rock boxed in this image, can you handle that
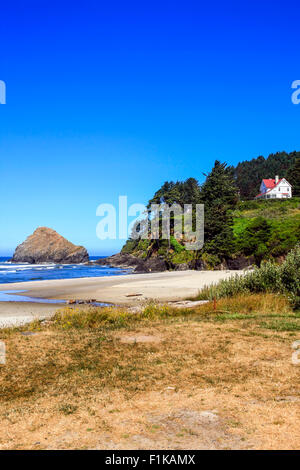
[186,258,205,271]
[174,263,189,271]
[96,253,141,269]
[226,255,255,270]
[135,257,168,273]
[12,227,89,264]
[96,253,168,273]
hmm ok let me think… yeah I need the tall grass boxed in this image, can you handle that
[52,303,192,330]
[196,245,300,309]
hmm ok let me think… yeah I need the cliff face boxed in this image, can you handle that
[12,227,89,264]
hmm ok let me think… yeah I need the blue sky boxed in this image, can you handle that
[0,0,299,255]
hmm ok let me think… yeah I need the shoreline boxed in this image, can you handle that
[0,270,244,327]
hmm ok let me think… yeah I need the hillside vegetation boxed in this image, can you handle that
[122,154,299,269]
[232,198,300,264]
[195,244,300,309]
[235,151,299,199]
[123,197,300,269]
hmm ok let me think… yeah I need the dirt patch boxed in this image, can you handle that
[118,334,162,344]
[141,408,246,450]
[92,407,248,450]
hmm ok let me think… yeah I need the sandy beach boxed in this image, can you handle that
[0,270,243,326]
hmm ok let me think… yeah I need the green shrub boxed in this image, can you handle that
[137,239,151,251]
[233,200,300,262]
[267,218,300,257]
[201,252,221,269]
[280,246,300,309]
[238,216,271,263]
[170,236,185,253]
[197,245,300,309]
[121,239,139,254]
[171,249,195,264]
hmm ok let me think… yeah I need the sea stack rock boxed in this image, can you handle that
[12,227,89,264]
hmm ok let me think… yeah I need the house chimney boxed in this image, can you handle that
[275,175,279,184]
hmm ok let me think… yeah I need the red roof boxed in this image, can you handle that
[255,178,290,198]
[262,178,283,189]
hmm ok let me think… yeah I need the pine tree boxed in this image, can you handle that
[235,151,299,198]
[287,157,300,197]
[201,161,239,257]
[147,178,201,208]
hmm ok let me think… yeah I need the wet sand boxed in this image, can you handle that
[0,302,61,328]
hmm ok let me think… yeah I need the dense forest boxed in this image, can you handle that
[122,152,300,269]
[235,151,299,198]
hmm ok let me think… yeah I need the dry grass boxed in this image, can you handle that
[193,293,293,316]
[0,293,299,450]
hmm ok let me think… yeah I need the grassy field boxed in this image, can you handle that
[0,295,299,450]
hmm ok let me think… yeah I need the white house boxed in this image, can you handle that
[255,176,292,199]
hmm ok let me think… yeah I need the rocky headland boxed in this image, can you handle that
[95,252,254,273]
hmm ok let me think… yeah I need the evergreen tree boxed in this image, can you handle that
[201,161,239,257]
[287,157,300,197]
[181,178,202,206]
[148,178,201,208]
[235,151,299,198]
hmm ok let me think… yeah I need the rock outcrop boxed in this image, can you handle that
[12,227,89,264]
[96,253,169,273]
[96,252,256,273]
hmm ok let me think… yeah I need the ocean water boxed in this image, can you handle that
[0,256,130,284]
